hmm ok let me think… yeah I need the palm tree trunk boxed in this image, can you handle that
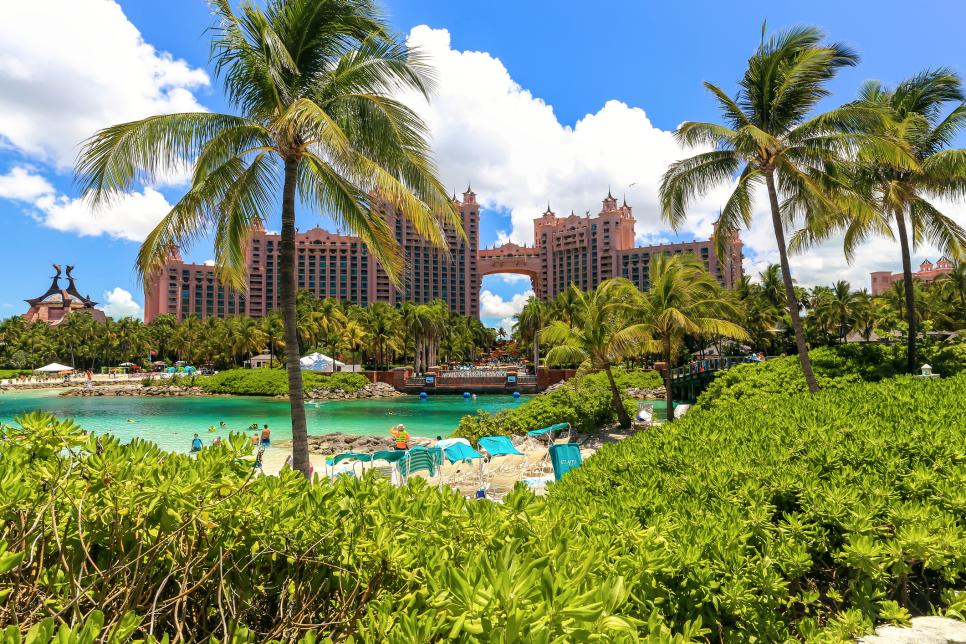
[895,209,918,373]
[604,363,631,428]
[532,329,539,368]
[663,336,675,423]
[280,157,310,478]
[765,171,820,393]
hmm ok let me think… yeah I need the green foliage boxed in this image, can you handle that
[550,374,966,640]
[0,369,30,380]
[198,368,369,396]
[2,376,963,639]
[453,370,662,443]
[697,343,966,409]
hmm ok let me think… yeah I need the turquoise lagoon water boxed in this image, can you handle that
[0,389,531,452]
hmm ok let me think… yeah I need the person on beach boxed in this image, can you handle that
[250,433,259,446]
[212,436,222,447]
[260,424,271,448]
[390,424,410,450]
[190,434,202,453]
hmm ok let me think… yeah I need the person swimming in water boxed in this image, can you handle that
[190,434,203,453]
[219,421,227,429]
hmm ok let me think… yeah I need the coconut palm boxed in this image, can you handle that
[339,319,367,370]
[541,279,649,428]
[76,0,460,476]
[514,297,547,368]
[936,262,966,323]
[659,26,908,394]
[636,254,748,421]
[260,311,284,368]
[795,70,966,371]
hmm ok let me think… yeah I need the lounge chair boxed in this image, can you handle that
[549,443,583,481]
[398,446,444,487]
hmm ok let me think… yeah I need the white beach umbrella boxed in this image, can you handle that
[35,363,74,372]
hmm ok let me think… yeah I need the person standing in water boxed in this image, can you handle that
[260,424,271,448]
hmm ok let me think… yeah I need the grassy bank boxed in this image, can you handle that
[453,369,663,443]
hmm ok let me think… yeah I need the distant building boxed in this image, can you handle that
[478,190,742,298]
[144,188,740,322]
[870,257,954,295]
[23,264,107,326]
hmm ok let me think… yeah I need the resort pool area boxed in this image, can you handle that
[0,390,531,452]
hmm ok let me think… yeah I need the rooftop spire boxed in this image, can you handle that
[607,185,614,199]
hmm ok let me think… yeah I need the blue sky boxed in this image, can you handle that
[1,0,964,329]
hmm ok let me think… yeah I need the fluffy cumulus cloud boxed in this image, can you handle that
[0,0,208,168]
[404,26,728,249]
[404,25,962,289]
[0,0,204,242]
[102,287,143,320]
[0,166,54,201]
[480,289,534,321]
[0,166,172,240]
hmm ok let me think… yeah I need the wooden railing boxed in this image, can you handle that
[670,356,747,381]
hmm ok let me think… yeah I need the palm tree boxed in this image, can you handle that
[636,255,748,421]
[76,0,460,476]
[549,285,582,330]
[541,279,649,428]
[515,297,547,368]
[936,262,966,323]
[260,311,284,368]
[795,70,966,371]
[659,26,907,394]
[812,280,865,342]
[339,319,367,370]
[233,316,268,365]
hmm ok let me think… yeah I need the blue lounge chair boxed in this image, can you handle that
[525,422,571,438]
[478,436,524,458]
[549,443,582,481]
[326,451,373,466]
[371,450,408,464]
[398,446,444,481]
[444,442,483,464]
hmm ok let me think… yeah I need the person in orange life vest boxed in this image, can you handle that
[390,424,410,450]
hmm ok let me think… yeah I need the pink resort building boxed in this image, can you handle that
[145,189,742,322]
[870,257,955,296]
[23,264,107,326]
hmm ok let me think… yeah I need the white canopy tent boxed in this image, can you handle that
[299,352,345,372]
[35,363,74,372]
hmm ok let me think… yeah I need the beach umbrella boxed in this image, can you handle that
[35,363,74,372]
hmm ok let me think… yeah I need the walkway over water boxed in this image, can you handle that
[669,356,747,403]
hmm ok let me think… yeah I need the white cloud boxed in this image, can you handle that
[0,164,173,241]
[33,188,173,241]
[497,317,516,333]
[480,289,534,320]
[203,259,216,266]
[404,26,726,251]
[0,0,209,169]
[405,25,966,290]
[102,287,143,320]
[0,166,54,201]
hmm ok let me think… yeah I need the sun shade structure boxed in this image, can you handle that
[478,436,524,458]
[299,352,345,371]
[34,363,74,372]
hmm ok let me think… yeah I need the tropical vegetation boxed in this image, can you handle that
[659,26,914,394]
[791,69,966,374]
[73,0,459,479]
[2,373,963,640]
[0,293,494,373]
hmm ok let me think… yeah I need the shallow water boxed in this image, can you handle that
[0,389,532,452]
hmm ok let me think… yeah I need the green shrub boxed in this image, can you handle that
[550,374,966,641]
[453,369,662,443]
[0,369,31,380]
[1,376,962,640]
[697,343,966,410]
[198,369,368,396]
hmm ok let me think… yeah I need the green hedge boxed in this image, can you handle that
[548,373,966,640]
[453,369,663,443]
[0,369,31,380]
[197,369,369,396]
[697,342,966,410]
[2,375,963,640]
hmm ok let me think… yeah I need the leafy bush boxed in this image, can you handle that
[198,369,368,396]
[1,375,963,640]
[0,369,31,380]
[698,343,966,409]
[550,374,966,641]
[453,369,662,443]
